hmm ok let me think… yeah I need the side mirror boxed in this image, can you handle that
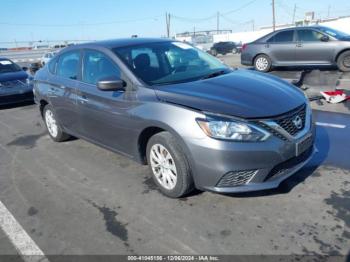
[22,67,28,71]
[321,35,329,42]
[97,77,126,92]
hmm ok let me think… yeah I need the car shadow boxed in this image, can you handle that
[224,126,330,198]
[272,65,338,72]
[0,101,35,110]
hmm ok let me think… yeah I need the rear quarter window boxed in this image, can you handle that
[48,56,58,74]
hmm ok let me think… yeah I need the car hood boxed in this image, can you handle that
[154,69,306,119]
[0,70,28,82]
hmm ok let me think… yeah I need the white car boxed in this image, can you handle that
[41,51,57,66]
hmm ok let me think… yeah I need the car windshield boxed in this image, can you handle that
[317,27,349,39]
[0,59,22,74]
[113,41,230,86]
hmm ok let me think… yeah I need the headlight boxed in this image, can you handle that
[26,77,33,86]
[197,118,270,142]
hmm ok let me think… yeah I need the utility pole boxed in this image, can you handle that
[292,4,297,24]
[217,12,220,33]
[272,0,276,31]
[166,12,171,38]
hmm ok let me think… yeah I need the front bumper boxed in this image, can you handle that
[185,106,315,193]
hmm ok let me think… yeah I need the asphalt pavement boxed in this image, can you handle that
[0,103,349,259]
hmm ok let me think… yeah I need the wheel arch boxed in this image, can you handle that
[136,124,195,172]
[335,48,350,63]
[253,53,270,63]
[39,99,49,118]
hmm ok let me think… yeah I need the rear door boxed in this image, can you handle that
[295,29,336,64]
[47,50,81,133]
[264,29,296,65]
[75,49,136,153]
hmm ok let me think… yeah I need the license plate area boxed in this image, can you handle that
[296,134,313,156]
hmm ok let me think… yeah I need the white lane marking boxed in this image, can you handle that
[316,122,346,129]
[0,201,49,262]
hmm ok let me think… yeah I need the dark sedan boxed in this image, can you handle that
[0,58,33,105]
[210,41,239,56]
[241,26,350,72]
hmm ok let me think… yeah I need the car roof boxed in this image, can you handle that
[63,38,173,51]
[273,25,327,33]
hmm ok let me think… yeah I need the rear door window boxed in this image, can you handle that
[267,30,294,43]
[56,51,80,80]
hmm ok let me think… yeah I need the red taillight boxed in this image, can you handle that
[242,44,248,51]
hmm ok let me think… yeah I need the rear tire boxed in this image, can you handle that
[232,48,238,54]
[146,132,194,198]
[254,54,272,72]
[337,51,350,72]
[43,105,70,142]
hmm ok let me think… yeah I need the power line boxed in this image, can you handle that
[0,17,161,27]
[171,0,258,23]
[222,0,258,15]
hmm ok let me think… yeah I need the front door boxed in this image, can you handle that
[75,49,136,154]
[295,29,336,64]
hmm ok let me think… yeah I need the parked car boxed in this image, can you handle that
[0,58,33,105]
[41,51,57,66]
[34,38,315,198]
[241,26,350,72]
[210,41,239,56]
[29,62,41,75]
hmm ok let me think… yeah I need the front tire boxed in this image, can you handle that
[337,51,350,72]
[232,48,238,54]
[43,105,70,142]
[146,132,194,198]
[254,54,272,72]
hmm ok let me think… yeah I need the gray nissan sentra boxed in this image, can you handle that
[33,38,315,198]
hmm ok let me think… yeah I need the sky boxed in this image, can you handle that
[1,0,350,46]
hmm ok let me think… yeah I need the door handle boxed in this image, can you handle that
[265,44,270,48]
[77,95,89,103]
[296,43,303,47]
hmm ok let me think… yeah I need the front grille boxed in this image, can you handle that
[217,170,257,188]
[255,122,288,141]
[275,104,306,136]
[264,146,313,181]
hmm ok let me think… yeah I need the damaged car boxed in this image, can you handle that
[34,38,315,198]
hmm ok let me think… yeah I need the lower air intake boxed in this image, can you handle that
[216,170,258,188]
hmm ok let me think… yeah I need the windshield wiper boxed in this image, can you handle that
[201,70,229,80]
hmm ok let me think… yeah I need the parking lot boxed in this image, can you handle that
[0,53,349,260]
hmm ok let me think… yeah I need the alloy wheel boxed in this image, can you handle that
[45,109,58,138]
[150,144,177,190]
[255,57,269,71]
[343,56,350,68]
